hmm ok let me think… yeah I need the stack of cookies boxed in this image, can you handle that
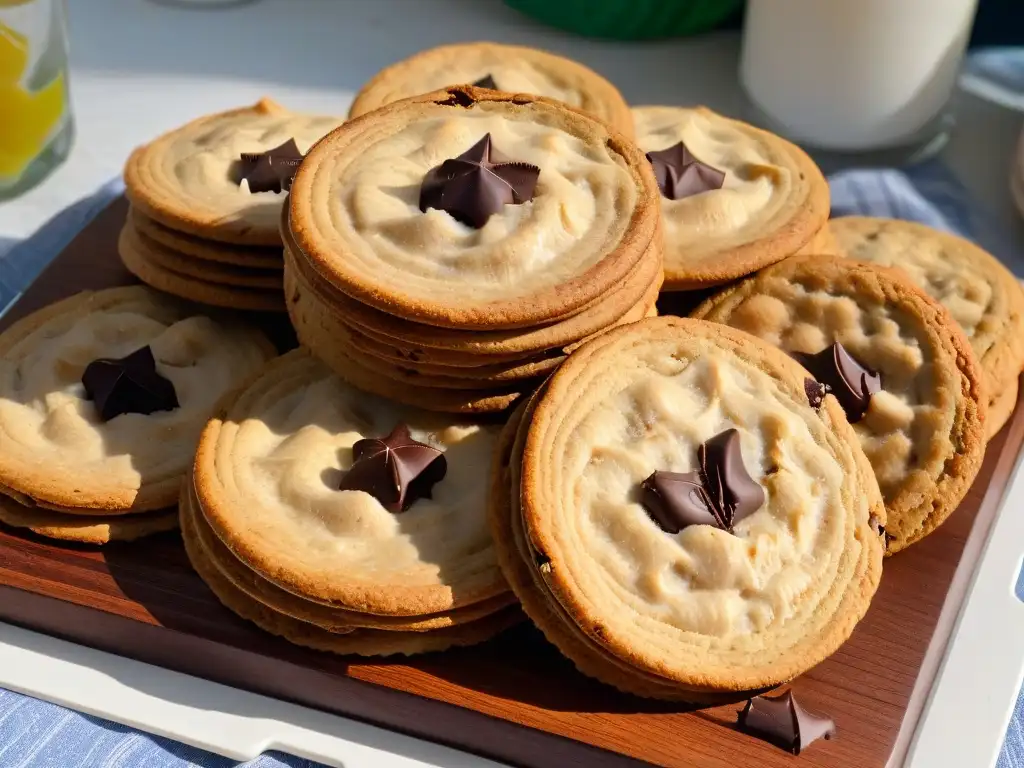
[284,86,662,413]
[121,98,343,312]
[491,317,886,699]
[0,287,274,544]
[184,350,521,655]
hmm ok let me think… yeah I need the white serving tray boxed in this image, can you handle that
[0,623,506,768]
[899,417,1024,768]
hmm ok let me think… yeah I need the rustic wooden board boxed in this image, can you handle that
[0,196,1021,768]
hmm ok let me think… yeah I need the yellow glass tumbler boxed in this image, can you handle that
[0,0,73,198]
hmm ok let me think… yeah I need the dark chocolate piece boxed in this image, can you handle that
[738,691,836,755]
[338,424,447,512]
[238,138,303,194]
[419,133,540,228]
[473,74,498,90]
[798,342,881,422]
[645,141,725,200]
[804,377,826,410]
[868,513,895,547]
[640,471,718,534]
[699,428,766,529]
[640,428,764,534]
[81,345,179,422]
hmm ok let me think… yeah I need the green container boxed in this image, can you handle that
[504,0,743,40]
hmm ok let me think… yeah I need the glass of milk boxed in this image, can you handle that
[740,0,979,165]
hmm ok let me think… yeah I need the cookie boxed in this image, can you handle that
[831,216,1024,439]
[284,256,656,387]
[284,234,662,362]
[989,376,1020,440]
[517,316,884,695]
[692,255,986,552]
[795,221,840,256]
[120,232,286,313]
[129,207,283,269]
[306,317,550,390]
[0,286,276,513]
[124,98,343,246]
[181,481,515,632]
[490,394,722,701]
[631,106,829,290]
[348,42,634,137]
[288,304,530,414]
[120,221,283,290]
[193,349,511,616]
[181,494,522,656]
[0,493,177,544]
[289,86,660,330]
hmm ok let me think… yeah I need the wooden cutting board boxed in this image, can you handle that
[0,196,1021,768]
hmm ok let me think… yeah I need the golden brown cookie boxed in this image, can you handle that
[120,231,286,312]
[287,293,530,413]
[831,216,1024,439]
[489,394,717,700]
[518,316,884,694]
[631,106,829,290]
[284,236,661,363]
[693,255,986,552]
[348,42,633,137]
[181,480,515,632]
[193,350,512,616]
[795,221,840,256]
[121,221,283,290]
[124,98,343,246]
[0,286,276,513]
[0,493,177,544]
[181,493,522,656]
[289,86,660,330]
[283,255,656,388]
[129,207,284,269]
[989,376,1020,439]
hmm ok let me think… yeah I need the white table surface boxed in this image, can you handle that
[2,2,1024,767]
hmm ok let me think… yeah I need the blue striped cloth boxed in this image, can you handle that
[0,159,1022,765]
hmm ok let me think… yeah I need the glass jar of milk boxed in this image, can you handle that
[740,0,979,164]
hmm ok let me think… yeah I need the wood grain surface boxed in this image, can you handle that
[0,197,1021,768]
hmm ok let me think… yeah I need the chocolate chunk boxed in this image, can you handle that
[419,133,540,228]
[238,138,303,194]
[338,424,447,512]
[81,345,179,422]
[700,428,766,529]
[640,471,718,534]
[640,428,764,534]
[645,141,725,200]
[738,691,836,755]
[868,512,895,547]
[473,74,498,90]
[798,342,881,422]
[804,377,826,410]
